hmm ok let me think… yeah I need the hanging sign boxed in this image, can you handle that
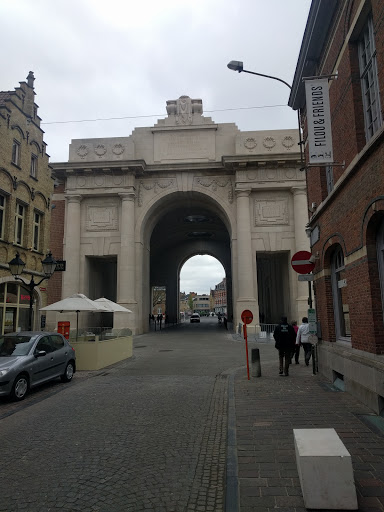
[305,78,333,164]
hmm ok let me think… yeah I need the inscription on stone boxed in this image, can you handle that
[255,199,289,226]
[154,131,215,162]
[86,205,118,231]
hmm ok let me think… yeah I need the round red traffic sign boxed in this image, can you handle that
[291,250,315,274]
[241,309,253,325]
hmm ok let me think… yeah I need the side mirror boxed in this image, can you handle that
[35,350,47,358]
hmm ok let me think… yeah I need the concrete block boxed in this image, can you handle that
[294,428,358,510]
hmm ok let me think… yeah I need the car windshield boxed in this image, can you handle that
[0,335,35,356]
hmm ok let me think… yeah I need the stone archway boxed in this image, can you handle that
[137,190,233,333]
[50,95,309,335]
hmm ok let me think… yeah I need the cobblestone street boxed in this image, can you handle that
[3,318,384,511]
[0,319,243,512]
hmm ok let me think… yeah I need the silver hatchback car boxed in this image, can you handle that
[0,332,76,401]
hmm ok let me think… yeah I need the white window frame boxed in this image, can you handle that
[14,203,25,246]
[331,247,351,341]
[0,194,5,240]
[30,154,37,178]
[12,140,21,166]
[358,15,383,141]
[33,211,41,251]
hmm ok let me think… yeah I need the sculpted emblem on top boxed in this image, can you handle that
[166,96,203,125]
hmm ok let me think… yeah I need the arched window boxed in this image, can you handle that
[376,219,384,321]
[331,247,351,340]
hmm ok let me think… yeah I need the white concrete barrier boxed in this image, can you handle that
[294,428,358,510]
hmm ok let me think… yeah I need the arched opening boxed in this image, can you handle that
[145,192,233,332]
[180,255,226,319]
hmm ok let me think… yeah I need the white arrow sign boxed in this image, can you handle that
[298,274,314,281]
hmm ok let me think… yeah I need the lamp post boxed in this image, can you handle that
[227,60,304,165]
[8,251,57,331]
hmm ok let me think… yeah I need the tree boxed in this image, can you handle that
[152,286,166,309]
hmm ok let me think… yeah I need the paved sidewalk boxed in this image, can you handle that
[234,344,384,512]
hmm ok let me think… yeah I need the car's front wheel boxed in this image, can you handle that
[61,361,75,382]
[11,374,29,401]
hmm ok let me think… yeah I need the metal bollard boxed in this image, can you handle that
[251,348,261,378]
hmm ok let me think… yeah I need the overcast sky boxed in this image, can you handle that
[2,0,311,295]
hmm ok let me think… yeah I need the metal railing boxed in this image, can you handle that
[67,327,132,342]
[257,324,278,340]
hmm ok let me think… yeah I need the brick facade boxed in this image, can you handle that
[289,0,384,412]
[0,72,54,333]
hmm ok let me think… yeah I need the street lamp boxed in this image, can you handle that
[227,60,304,164]
[8,251,57,331]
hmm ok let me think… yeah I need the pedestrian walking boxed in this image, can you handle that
[273,316,296,376]
[223,316,228,330]
[292,320,300,364]
[297,317,311,365]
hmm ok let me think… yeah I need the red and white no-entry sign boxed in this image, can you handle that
[291,250,315,274]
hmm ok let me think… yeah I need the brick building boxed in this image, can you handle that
[289,0,384,412]
[214,278,227,315]
[0,72,54,333]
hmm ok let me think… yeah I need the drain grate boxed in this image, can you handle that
[356,414,384,436]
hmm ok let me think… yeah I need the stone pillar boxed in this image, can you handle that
[62,195,82,298]
[236,189,259,333]
[291,187,311,321]
[114,192,137,332]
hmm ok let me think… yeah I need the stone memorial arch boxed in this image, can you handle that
[50,96,309,334]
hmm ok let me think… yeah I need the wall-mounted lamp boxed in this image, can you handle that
[305,224,312,238]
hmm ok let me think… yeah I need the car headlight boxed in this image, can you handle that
[0,369,9,377]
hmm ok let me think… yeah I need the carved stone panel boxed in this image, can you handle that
[254,199,289,226]
[86,205,118,231]
[154,130,215,162]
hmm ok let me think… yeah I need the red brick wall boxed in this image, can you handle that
[47,181,65,304]
[302,2,384,354]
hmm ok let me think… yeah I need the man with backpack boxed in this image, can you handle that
[273,316,296,376]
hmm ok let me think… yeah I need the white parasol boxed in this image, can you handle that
[40,293,109,340]
[94,298,132,313]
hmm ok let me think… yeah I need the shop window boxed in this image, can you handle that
[331,247,351,340]
[12,140,20,166]
[0,282,38,334]
[358,15,383,141]
[14,203,25,246]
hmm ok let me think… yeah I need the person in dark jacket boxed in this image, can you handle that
[273,316,296,376]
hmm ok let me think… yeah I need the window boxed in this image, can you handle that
[12,140,20,166]
[14,203,25,246]
[326,165,334,194]
[30,154,37,178]
[358,15,382,141]
[377,220,384,321]
[0,283,39,334]
[331,247,351,339]
[0,194,5,239]
[33,211,41,251]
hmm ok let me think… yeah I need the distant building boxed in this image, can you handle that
[192,294,210,315]
[0,72,53,334]
[214,278,227,315]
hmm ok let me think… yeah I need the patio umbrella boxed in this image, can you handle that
[40,293,109,340]
[94,298,132,313]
